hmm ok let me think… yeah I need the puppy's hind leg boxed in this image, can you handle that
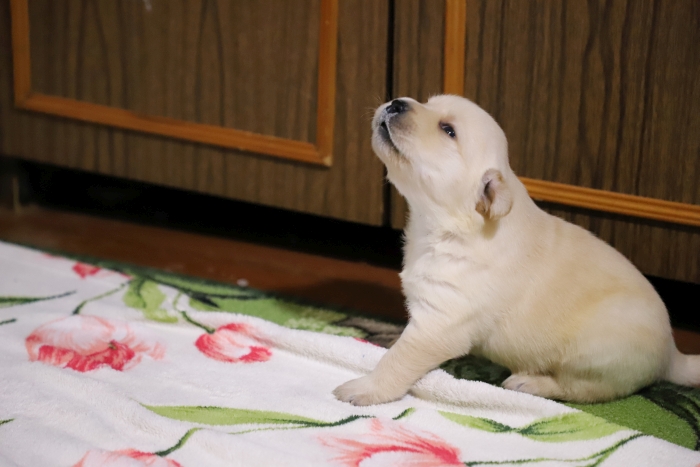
[334,321,470,406]
[503,373,637,402]
[502,374,566,400]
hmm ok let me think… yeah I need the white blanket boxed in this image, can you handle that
[1,241,698,466]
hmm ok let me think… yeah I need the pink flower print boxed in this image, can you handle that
[353,337,381,347]
[321,419,462,467]
[73,449,182,467]
[72,262,103,279]
[26,315,164,372]
[71,262,131,280]
[195,322,271,363]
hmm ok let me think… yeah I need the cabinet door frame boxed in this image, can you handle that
[10,0,338,166]
[443,0,700,227]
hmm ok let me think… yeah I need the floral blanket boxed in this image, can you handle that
[1,240,699,467]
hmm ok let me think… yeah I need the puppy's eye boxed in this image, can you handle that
[440,122,456,138]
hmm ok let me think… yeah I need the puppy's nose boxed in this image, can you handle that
[386,99,409,115]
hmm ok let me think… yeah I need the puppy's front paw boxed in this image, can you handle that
[333,376,404,406]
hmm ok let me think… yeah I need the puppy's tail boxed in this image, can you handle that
[666,350,700,386]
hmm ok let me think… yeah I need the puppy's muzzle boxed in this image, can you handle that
[386,99,409,115]
[378,99,410,152]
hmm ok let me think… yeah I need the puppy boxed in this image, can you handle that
[334,95,700,405]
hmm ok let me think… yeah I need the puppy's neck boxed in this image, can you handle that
[402,177,537,247]
[404,203,482,241]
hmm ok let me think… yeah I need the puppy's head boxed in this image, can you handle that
[371,95,513,223]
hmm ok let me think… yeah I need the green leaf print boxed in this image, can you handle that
[0,418,13,426]
[464,433,645,467]
[144,405,410,434]
[189,296,365,338]
[144,405,326,427]
[123,279,177,323]
[101,268,367,338]
[567,385,700,451]
[0,291,75,309]
[440,411,625,442]
[154,427,200,457]
[438,412,514,433]
[518,412,625,442]
[392,408,415,420]
[144,273,264,300]
[638,382,700,450]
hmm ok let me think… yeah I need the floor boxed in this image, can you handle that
[1,205,699,354]
[0,206,405,321]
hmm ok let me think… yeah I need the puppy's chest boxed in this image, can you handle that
[400,246,492,310]
[402,238,489,281]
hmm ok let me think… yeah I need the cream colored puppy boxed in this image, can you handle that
[334,95,700,405]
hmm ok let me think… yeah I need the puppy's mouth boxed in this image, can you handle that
[378,119,400,154]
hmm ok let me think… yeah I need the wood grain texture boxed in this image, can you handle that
[443,0,466,94]
[440,0,700,227]
[0,0,388,224]
[465,0,700,282]
[16,94,325,165]
[541,203,700,284]
[390,0,445,228]
[315,0,339,162]
[523,176,700,227]
[391,0,700,282]
[9,0,29,103]
[463,0,700,205]
[27,0,320,141]
[10,0,338,164]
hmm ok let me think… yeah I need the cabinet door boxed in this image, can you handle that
[0,0,389,225]
[393,0,700,283]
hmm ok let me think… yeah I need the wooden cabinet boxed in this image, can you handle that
[2,0,699,283]
[0,0,389,224]
[393,0,700,283]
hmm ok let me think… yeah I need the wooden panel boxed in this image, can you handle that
[463,0,700,206]
[542,204,700,284]
[0,0,388,224]
[27,0,319,139]
[390,0,445,228]
[391,0,700,282]
[11,0,339,165]
[397,0,700,228]
[462,0,700,281]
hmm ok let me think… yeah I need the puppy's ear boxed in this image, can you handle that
[475,169,512,220]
